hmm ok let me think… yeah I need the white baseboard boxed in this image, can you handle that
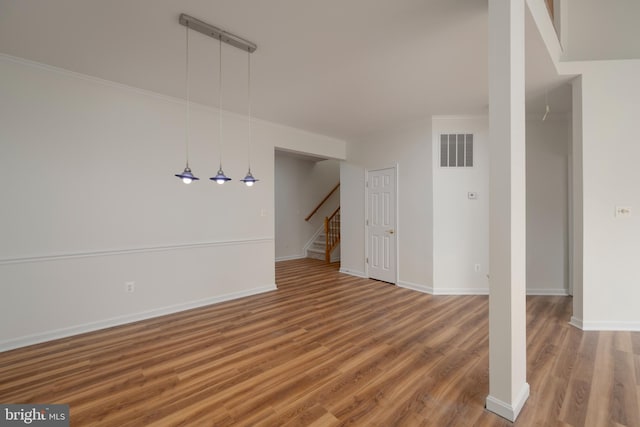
[0,285,277,353]
[577,320,640,331]
[433,288,490,296]
[339,268,367,278]
[391,285,570,297]
[569,316,583,329]
[275,254,306,262]
[486,382,530,422]
[397,281,433,294]
[526,288,570,296]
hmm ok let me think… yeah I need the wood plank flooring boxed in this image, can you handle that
[1,258,639,426]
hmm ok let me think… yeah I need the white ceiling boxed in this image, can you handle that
[0,0,572,141]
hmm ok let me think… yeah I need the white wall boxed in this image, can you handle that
[432,114,569,295]
[339,162,366,277]
[432,116,490,294]
[274,153,340,260]
[573,60,640,329]
[562,0,640,61]
[526,114,569,294]
[343,114,569,296]
[0,54,346,350]
[341,118,433,289]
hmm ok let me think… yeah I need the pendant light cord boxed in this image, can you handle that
[218,37,223,169]
[185,23,191,167]
[247,49,252,170]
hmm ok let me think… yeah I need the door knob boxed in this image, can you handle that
[387,229,395,234]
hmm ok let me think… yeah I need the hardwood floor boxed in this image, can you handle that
[1,258,639,426]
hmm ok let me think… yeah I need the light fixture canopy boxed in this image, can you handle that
[179,14,256,53]
[175,165,199,184]
[240,168,259,187]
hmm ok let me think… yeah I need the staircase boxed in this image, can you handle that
[306,232,340,262]
[307,215,340,262]
[305,184,341,263]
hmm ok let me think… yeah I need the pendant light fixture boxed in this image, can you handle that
[174,21,199,184]
[240,49,259,187]
[210,36,231,184]
[176,14,257,187]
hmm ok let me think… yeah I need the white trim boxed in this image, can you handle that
[434,288,490,296]
[0,285,277,353]
[569,316,583,329]
[364,168,369,278]
[339,268,367,278]
[432,114,488,120]
[486,382,530,422]
[554,0,568,52]
[526,288,570,296]
[578,320,640,332]
[525,0,562,67]
[397,281,433,294]
[384,284,570,297]
[0,238,273,265]
[275,254,306,262]
[395,163,400,285]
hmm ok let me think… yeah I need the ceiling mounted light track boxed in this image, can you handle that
[178,14,257,53]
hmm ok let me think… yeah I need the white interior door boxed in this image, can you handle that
[367,167,397,283]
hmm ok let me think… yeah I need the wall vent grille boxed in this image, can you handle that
[440,134,473,167]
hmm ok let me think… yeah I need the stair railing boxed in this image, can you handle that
[305,183,340,263]
[305,183,340,222]
[324,207,340,263]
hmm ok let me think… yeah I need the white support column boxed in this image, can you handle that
[569,76,584,328]
[486,0,529,422]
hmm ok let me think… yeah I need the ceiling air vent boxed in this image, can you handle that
[440,134,473,167]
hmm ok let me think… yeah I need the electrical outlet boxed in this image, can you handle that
[125,281,135,293]
[615,206,632,218]
[474,264,481,272]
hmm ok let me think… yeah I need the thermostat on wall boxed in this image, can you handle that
[468,192,478,200]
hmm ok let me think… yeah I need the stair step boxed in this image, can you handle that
[306,248,325,260]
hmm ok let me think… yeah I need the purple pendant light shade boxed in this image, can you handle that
[175,166,200,184]
[240,169,258,187]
